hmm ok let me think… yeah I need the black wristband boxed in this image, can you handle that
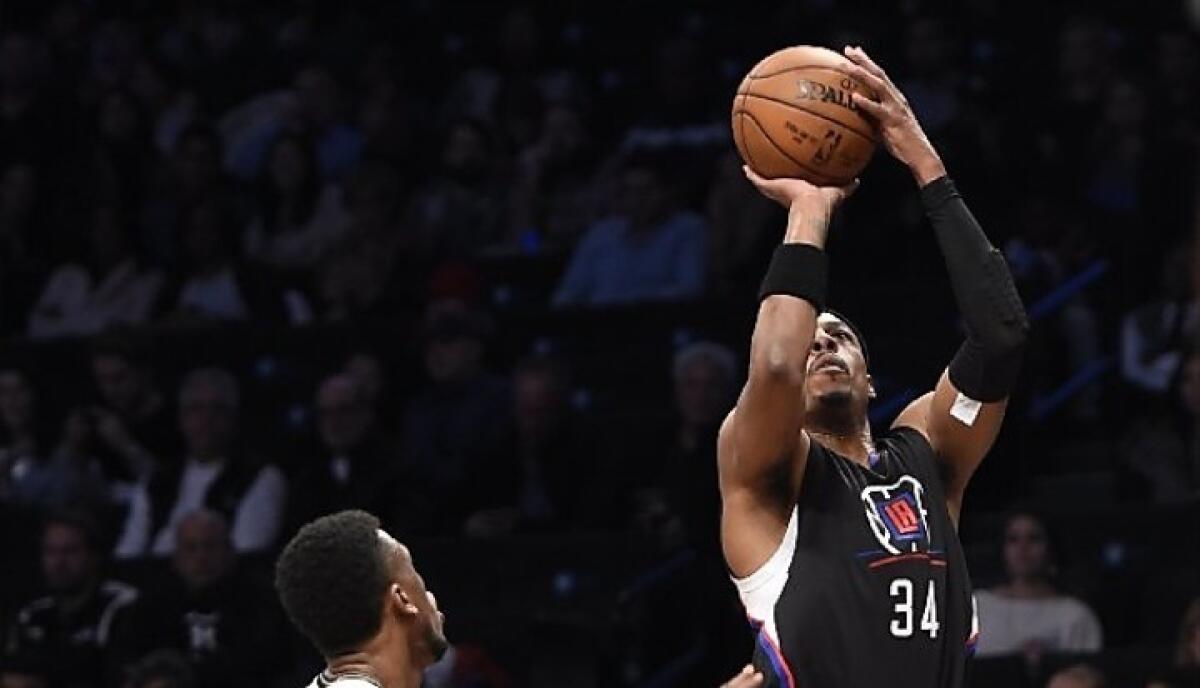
[758,243,828,311]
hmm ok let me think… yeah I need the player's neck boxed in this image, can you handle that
[327,635,422,688]
[808,424,874,465]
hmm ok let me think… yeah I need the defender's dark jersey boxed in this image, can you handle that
[734,427,979,688]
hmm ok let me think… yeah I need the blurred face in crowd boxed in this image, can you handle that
[1157,32,1198,84]
[425,334,482,384]
[1102,79,1145,133]
[442,123,489,181]
[1,163,36,220]
[540,105,586,164]
[98,89,141,144]
[317,375,374,453]
[42,523,97,596]
[92,353,145,414]
[514,366,567,441]
[618,166,666,230]
[0,369,34,434]
[0,672,49,688]
[675,353,734,431]
[179,376,237,460]
[0,34,38,90]
[344,353,384,405]
[294,66,339,129]
[1003,514,1051,583]
[173,511,234,592]
[269,136,311,195]
[904,17,953,77]
[1180,353,1200,418]
[1058,18,1110,82]
[175,133,221,194]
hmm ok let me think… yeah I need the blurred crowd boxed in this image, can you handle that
[0,1,1198,687]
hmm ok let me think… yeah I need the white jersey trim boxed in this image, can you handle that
[731,507,799,645]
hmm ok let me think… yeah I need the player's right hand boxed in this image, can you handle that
[721,665,765,688]
[742,165,858,212]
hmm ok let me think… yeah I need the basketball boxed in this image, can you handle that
[732,46,878,186]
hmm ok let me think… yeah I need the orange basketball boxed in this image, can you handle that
[732,46,877,186]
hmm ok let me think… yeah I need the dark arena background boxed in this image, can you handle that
[0,1,1197,687]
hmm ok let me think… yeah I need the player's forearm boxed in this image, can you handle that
[748,201,830,389]
[922,177,1029,400]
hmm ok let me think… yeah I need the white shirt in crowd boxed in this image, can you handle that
[28,259,163,339]
[974,589,1103,657]
[115,457,287,558]
[176,266,249,320]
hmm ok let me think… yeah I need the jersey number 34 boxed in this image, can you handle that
[889,578,940,639]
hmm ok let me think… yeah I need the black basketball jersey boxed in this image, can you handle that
[733,427,979,688]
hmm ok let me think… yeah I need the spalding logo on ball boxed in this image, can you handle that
[732,45,878,185]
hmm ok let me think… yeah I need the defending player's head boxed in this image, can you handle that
[803,311,875,434]
[275,510,448,676]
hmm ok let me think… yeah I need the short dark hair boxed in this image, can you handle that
[274,510,391,657]
[43,509,103,556]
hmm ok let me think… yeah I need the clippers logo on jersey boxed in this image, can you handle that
[861,476,931,554]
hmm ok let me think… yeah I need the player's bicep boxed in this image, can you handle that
[892,370,1007,497]
[718,410,807,578]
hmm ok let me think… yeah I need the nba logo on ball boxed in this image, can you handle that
[861,476,931,555]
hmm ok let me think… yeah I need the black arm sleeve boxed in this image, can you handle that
[921,176,1029,402]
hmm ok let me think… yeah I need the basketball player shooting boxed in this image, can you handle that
[718,46,1029,688]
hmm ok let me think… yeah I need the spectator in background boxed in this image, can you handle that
[464,354,604,537]
[1150,597,1200,687]
[243,132,348,273]
[289,64,363,183]
[0,653,51,688]
[506,102,597,251]
[705,151,776,300]
[116,367,286,558]
[0,368,46,502]
[1,368,108,512]
[5,511,139,687]
[27,203,163,339]
[402,303,509,533]
[1120,348,1200,502]
[1121,248,1196,396]
[0,161,48,336]
[128,56,197,158]
[287,373,424,536]
[141,123,236,266]
[1046,664,1106,688]
[121,649,195,688]
[157,196,288,326]
[635,342,737,551]
[619,36,724,163]
[975,510,1103,659]
[317,162,417,320]
[553,154,705,307]
[118,510,290,686]
[90,88,157,216]
[343,349,388,415]
[85,334,174,484]
[404,120,504,260]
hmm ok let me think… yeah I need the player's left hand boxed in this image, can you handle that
[842,46,946,186]
[721,665,765,688]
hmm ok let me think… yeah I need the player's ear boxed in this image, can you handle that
[390,584,420,617]
[867,374,876,400]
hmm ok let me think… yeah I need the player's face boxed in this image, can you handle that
[805,313,872,408]
[1003,515,1049,581]
[379,531,450,665]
